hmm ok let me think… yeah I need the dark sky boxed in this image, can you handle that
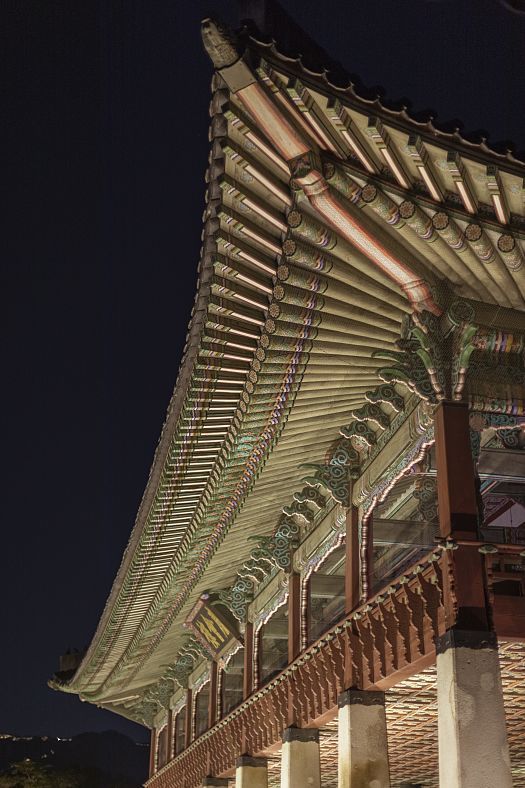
[2,0,524,744]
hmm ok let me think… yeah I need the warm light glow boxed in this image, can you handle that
[230,310,264,326]
[417,165,441,202]
[222,352,252,362]
[301,110,339,154]
[238,249,276,275]
[243,198,287,232]
[492,193,507,224]
[245,165,292,206]
[236,271,273,294]
[380,148,409,188]
[218,340,253,351]
[231,289,268,309]
[245,130,290,174]
[456,180,476,214]
[218,366,248,374]
[240,226,281,256]
[198,427,228,435]
[341,129,375,173]
[221,324,260,339]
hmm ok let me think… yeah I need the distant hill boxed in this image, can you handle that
[0,731,148,787]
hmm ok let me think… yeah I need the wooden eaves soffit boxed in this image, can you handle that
[51,7,525,731]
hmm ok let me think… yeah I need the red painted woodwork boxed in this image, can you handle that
[345,506,359,615]
[243,621,253,701]
[435,401,488,630]
[184,689,192,749]
[209,661,218,729]
[149,728,157,778]
[434,401,478,538]
[146,544,525,788]
[288,572,301,664]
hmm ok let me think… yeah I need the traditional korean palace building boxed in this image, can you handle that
[52,3,525,786]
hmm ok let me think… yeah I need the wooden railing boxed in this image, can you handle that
[146,549,445,787]
[147,542,525,787]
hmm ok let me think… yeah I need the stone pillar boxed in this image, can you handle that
[281,727,320,788]
[236,755,268,788]
[338,690,390,788]
[436,630,512,788]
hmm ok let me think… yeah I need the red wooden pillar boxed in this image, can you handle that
[243,620,254,700]
[288,571,302,663]
[208,661,218,728]
[286,571,302,728]
[148,727,157,777]
[435,401,488,631]
[184,688,193,749]
[345,505,360,614]
[435,401,478,538]
[166,708,174,761]
[365,512,375,601]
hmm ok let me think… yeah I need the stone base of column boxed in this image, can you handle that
[338,689,390,788]
[436,629,512,788]
[202,778,229,787]
[235,756,268,788]
[281,727,320,788]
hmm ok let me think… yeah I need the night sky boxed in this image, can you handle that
[3,0,524,744]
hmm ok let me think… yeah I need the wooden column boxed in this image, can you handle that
[208,661,218,728]
[148,727,157,777]
[345,505,360,614]
[435,401,488,631]
[286,571,302,728]
[184,688,193,748]
[243,620,254,700]
[435,401,478,538]
[166,708,174,761]
[288,571,302,664]
[365,512,374,600]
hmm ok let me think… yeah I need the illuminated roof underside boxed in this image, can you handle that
[51,14,525,725]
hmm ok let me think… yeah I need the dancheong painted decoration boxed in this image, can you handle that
[51,2,525,786]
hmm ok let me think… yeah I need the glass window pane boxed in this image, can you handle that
[371,449,437,595]
[157,726,168,769]
[479,426,525,596]
[221,648,244,716]
[174,709,185,754]
[308,544,346,644]
[194,683,210,738]
[258,605,288,685]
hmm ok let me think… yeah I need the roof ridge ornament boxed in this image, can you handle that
[201,19,242,70]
